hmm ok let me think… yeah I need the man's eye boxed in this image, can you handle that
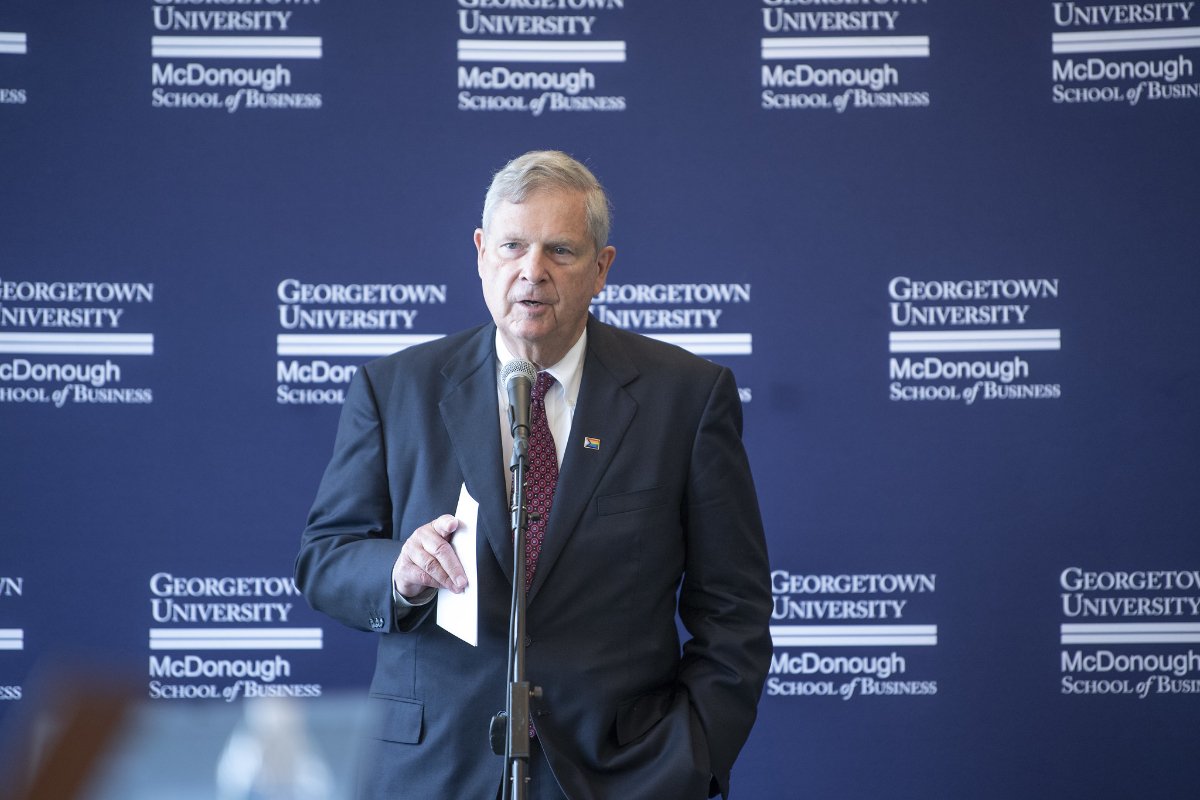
[552,247,572,256]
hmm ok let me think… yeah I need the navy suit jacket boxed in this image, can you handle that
[296,317,772,799]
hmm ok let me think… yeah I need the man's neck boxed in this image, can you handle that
[498,329,584,370]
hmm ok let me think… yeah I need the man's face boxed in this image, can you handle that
[476,188,615,368]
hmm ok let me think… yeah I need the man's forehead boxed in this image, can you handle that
[489,191,589,239]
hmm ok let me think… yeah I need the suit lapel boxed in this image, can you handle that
[438,325,514,584]
[529,319,638,602]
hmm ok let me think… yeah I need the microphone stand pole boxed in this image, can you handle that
[491,418,539,800]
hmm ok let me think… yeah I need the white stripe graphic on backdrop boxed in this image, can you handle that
[889,329,1061,354]
[0,333,154,355]
[772,625,938,647]
[149,628,323,650]
[645,333,753,356]
[151,36,323,59]
[0,32,27,55]
[0,629,23,651]
[1061,623,1200,645]
[762,36,930,60]
[457,40,626,63]
[1052,26,1200,55]
[277,334,444,357]
[277,333,750,357]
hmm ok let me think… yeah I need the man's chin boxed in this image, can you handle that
[500,322,553,348]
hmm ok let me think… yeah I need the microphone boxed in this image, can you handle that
[499,359,537,444]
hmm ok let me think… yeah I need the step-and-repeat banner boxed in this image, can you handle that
[2,1,1199,797]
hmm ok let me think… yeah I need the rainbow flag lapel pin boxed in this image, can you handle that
[583,436,601,451]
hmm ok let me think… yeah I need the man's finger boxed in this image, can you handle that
[430,514,459,538]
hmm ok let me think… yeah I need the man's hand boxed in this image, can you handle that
[392,514,469,598]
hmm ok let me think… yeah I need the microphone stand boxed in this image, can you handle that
[490,413,540,800]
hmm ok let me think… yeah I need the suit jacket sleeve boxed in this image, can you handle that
[677,365,773,798]
[294,366,423,634]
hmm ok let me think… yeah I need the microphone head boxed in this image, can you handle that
[499,358,537,392]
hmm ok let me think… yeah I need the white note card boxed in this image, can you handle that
[436,483,479,646]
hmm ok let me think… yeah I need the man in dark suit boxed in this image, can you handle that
[296,151,772,799]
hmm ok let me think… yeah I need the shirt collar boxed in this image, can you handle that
[494,327,587,409]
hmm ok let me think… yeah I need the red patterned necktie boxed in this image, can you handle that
[525,371,558,592]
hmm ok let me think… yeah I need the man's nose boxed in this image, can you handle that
[517,249,550,281]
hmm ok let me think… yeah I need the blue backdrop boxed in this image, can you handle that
[3,1,1200,797]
